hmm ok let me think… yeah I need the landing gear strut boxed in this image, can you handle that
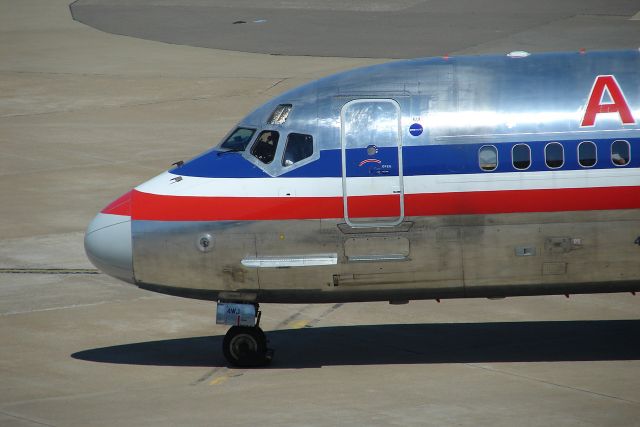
[217,301,272,367]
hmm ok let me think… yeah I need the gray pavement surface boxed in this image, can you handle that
[69,0,640,58]
[1,0,640,426]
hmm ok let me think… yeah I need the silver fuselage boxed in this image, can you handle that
[86,50,640,303]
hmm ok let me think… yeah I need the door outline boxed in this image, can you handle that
[340,98,404,227]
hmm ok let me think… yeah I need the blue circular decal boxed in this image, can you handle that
[409,123,423,137]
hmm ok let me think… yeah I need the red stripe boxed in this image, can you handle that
[348,194,401,217]
[405,186,639,215]
[101,190,132,216]
[131,190,342,221]
[130,186,640,221]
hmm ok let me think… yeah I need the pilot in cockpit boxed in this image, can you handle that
[252,131,279,163]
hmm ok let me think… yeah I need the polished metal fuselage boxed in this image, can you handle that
[131,51,640,303]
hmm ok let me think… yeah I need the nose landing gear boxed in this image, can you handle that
[217,302,273,367]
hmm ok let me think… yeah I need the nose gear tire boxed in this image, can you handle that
[222,326,270,367]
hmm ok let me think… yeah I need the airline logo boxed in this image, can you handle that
[358,158,382,167]
[581,75,636,127]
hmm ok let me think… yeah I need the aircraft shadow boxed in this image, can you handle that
[71,320,640,369]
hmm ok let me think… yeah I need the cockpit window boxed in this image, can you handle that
[220,127,255,151]
[282,133,313,166]
[267,104,292,125]
[251,130,280,164]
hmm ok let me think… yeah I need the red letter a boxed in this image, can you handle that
[580,75,635,127]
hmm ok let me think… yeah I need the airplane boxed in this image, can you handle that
[85,49,640,367]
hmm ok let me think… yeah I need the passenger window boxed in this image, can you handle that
[220,127,256,151]
[545,142,564,169]
[282,133,313,166]
[578,141,597,167]
[478,145,498,171]
[250,131,280,164]
[512,144,531,170]
[611,140,630,166]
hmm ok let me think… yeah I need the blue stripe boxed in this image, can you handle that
[172,149,270,178]
[172,138,640,178]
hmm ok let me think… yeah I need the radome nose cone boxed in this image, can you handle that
[84,213,134,284]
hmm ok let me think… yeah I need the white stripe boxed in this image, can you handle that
[136,168,640,198]
[136,172,343,197]
[425,168,640,192]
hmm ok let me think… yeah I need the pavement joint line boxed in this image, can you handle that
[574,13,639,18]
[192,366,227,385]
[0,295,160,317]
[0,88,265,120]
[0,155,179,177]
[262,77,289,93]
[0,95,216,119]
[0,409,56,427]
[465,363,640,405]
[307,303,344,328]
[2,383,189,407]
[0,77,289,120]
[0,146,113,163]
[0,70,292,80]
[0,154,126,173]
[274,302,344,330]
[273,304,313,330]
[0,268,99,275]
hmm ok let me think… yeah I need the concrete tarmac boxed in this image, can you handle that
[69,0,640,58]
[1,1,639,426]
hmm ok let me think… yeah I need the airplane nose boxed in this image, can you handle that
[84,212,134,284]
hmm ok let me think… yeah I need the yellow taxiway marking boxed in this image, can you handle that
[209,376,229,386]
[290,319,310,329]
[208,370,244,386]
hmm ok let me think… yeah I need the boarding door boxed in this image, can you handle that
[341,99,404,227]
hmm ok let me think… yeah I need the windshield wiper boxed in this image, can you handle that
[217,147,245,156]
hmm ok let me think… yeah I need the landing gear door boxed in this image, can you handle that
[341,99,404,227]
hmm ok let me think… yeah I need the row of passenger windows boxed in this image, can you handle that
[222,128,632,172]
[220,127,314,167]
[479,140,631,171]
